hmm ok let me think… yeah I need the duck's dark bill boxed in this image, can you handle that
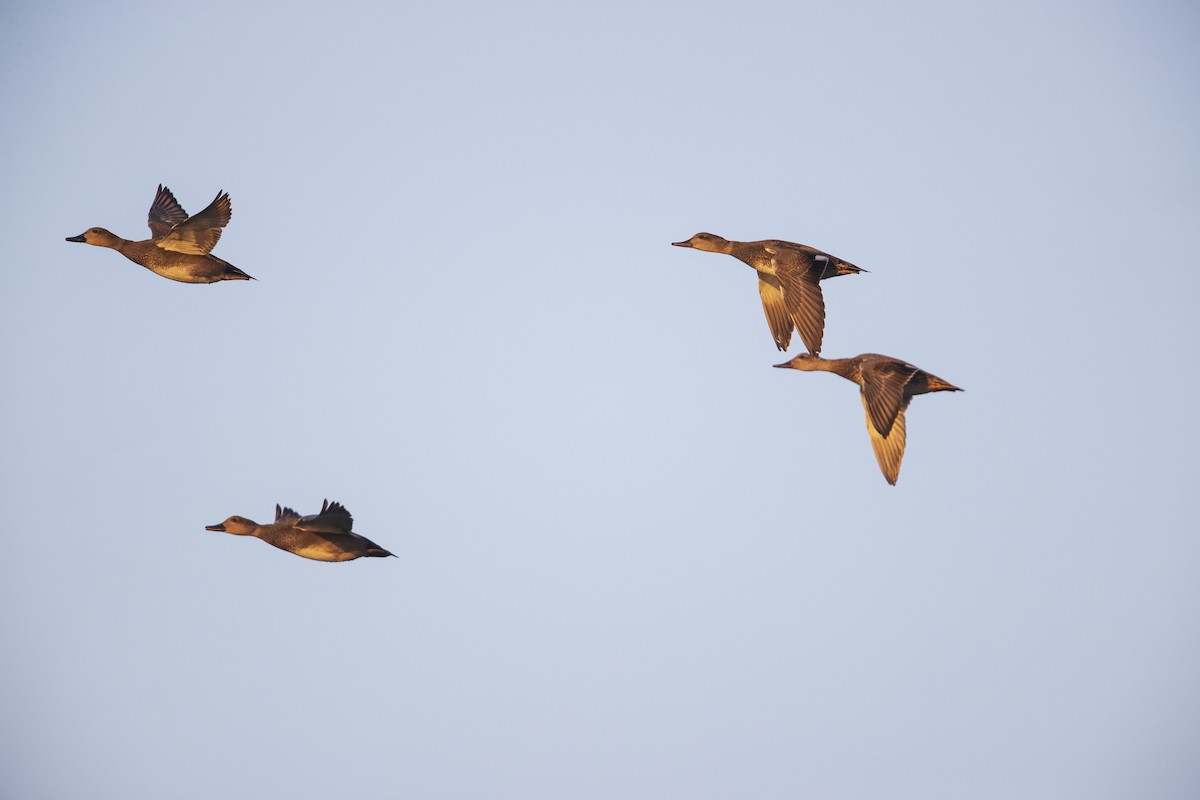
[205,523,226,532]
[670,240,693,247]
[65,234,86,242]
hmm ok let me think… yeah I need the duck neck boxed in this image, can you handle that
[250,521,284,545]
[807,356,859,381]
[725,240,755,261]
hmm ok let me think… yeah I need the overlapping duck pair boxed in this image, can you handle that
[672,233,961,485]
[67,187,391,562]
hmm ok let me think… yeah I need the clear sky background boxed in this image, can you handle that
[2,1,1197,798]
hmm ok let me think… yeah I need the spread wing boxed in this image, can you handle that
[275,504,302,522]
[860,361,919,439]
[772,254,826,355]
[147,185,189,240]
[862,393,909,485]
[756,274,793,351]
[294,499,354,534]
[155,190,232,255]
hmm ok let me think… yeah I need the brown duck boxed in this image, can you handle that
[774,353,962,485]
[66,184,254,283]
[205,500,395,562]
[672,232,865,353]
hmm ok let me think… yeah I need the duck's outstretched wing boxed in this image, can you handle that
[156,190,232,255]
[295,499,354,534]
[860,360,919,439]
[862,394,909,485]
[147,185,189,240]
[756,274,793,351]
[772,252,826,355]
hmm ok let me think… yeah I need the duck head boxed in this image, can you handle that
[773,353,822,371]
[65,227,123,248]
[671,232,732,253]
[205,515,259,536]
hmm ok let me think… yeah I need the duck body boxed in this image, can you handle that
[66,185,253,283]
[672,232,865,353]
[725,239,861,282]
[68,232,253,283]
[774,352,962,485]
[206,500,395,562]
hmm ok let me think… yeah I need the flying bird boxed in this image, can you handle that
[672,232,865,353]
[205,500,394,562]
[66,184,254,283]
[774,353,962,485]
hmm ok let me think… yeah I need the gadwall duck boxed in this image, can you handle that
[205,500,394,562]
[774,353,962,485]
[66,184,254,283]
[672,233,865,353]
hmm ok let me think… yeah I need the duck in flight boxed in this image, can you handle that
[774,353,962,485]
[66,184,254,283]
[205,500,394,562]
[672,232,865,353]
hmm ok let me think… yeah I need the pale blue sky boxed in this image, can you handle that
[2,1,1198,798]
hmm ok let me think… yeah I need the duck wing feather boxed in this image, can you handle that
[155,190,232,255]
[859,360,920,439]
[771,249,826,355]
[294,499,354,534]
[862,393,909,485]
[756,274,793,351]
[147,184,189,240]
